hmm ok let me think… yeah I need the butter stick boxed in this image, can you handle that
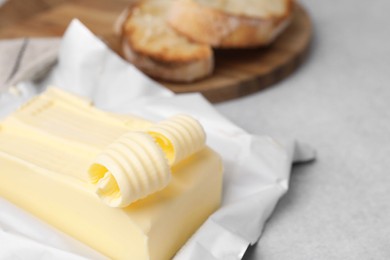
[0,87,223,259]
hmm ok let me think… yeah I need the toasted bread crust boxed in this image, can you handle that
[122,0,212,63]
[119,0,213,82]
[168,0,294,48]
[119,0,293,82]
[122,38,214,82]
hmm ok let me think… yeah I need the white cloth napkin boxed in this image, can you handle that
[0,37,60,92]
[0,19,315,260]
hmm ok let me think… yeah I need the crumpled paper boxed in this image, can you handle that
[0,20,315,260]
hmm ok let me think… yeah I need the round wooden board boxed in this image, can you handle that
[161,4,312,103]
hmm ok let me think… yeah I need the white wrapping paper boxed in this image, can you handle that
[0,20,315,260]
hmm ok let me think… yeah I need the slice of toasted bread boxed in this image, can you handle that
[168,0,294,48]
[121,0,213,82]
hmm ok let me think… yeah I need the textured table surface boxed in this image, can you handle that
[218,0,390,259]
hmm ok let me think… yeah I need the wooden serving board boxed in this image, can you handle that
[0,0,312,103]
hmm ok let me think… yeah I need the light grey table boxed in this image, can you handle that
[217,0,390,259]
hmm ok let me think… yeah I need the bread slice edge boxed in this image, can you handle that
[168,0,295,48]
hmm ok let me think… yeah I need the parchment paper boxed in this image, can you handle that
[0,20,315,260]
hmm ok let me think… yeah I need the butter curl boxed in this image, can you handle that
[148,114,206,165]
[89,114,206,207]
[89,132,171,207]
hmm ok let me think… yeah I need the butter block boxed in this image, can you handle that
[0,88,223,259]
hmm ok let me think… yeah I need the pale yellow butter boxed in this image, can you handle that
[90,113,208,208]
[0,88,223,259]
